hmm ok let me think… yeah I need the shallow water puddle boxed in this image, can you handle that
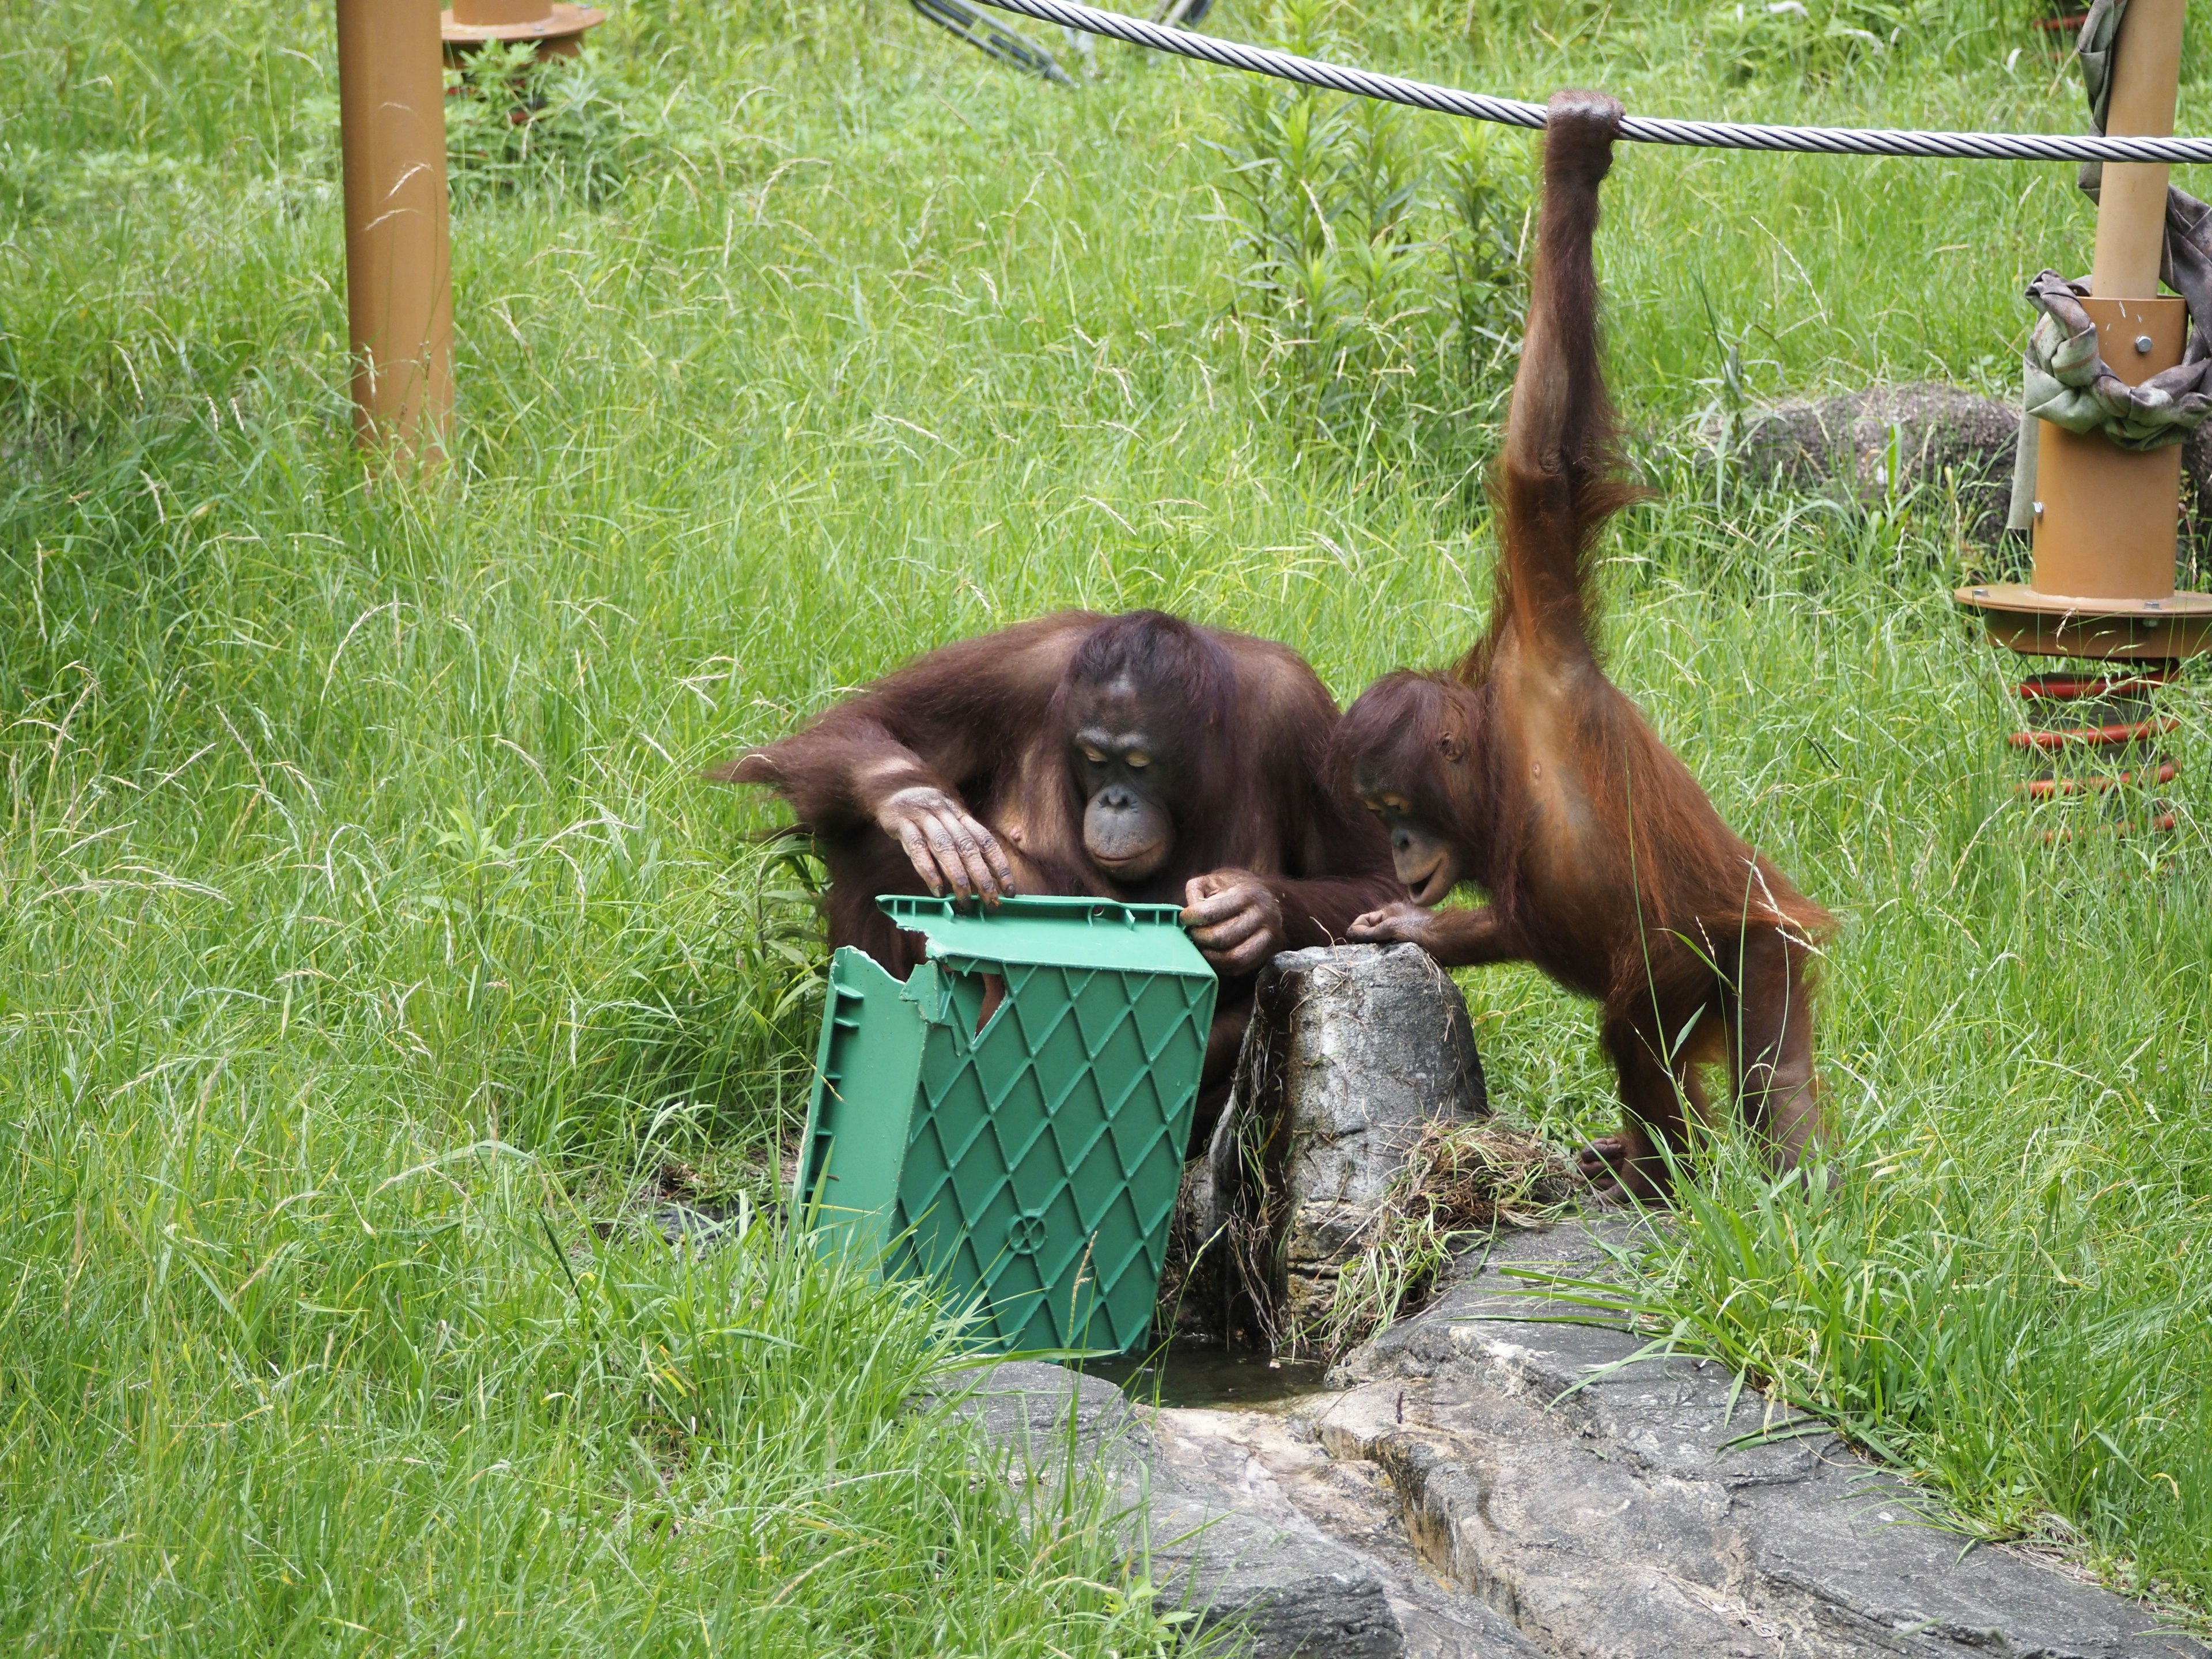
[1081,1340,1332,1410]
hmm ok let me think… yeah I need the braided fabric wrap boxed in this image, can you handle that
[2023,269,2212,450]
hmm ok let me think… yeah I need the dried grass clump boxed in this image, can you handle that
[1303,1118,1574,1360]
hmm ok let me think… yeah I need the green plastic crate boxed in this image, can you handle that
[796,895,1218,1354]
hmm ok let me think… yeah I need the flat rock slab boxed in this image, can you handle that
[1322,1222,2205,1659]
[1150,1399,1541,1657]
[952,1225,2203,1658]
[949,1359,1452,1657]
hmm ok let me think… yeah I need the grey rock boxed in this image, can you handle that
[1704,381,2020,540]
[1153,1402,1544,1658]
[1312,1223,2204,1659]
[949,1361,1421,1656]
[1224,944,1490,1339]
[1701,381,2212,560]
[1139,1505,1405,1659]
[1261,944,1491,1212]
[943,1358,1156,1481]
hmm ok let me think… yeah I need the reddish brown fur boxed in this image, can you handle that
[1337,94,1833,1202]
[719,608,1399,1144]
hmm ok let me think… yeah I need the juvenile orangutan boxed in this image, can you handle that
[1338,92,1833,1202]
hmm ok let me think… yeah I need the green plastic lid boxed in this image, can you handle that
[878,893,1215,975]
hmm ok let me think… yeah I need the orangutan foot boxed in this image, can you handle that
[1574,1137,1669,1207]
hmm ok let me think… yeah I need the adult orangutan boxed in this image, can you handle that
[719,608,1398,1146]
[1338,92,1833,1203]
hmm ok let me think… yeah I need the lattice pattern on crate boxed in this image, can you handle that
[895,961,1211,1353]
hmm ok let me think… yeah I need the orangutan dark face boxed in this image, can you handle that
[1068,677,1177,883]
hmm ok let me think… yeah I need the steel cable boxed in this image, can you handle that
[961,0,2212,165]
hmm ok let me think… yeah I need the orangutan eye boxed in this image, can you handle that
[1126,752,1151,770]
[1081,745,1107,764]
[1382,794,1413,816]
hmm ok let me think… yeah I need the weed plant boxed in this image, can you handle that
[1213,0,1525,488]
[2,0,2211,1641]
[437,42,746,208]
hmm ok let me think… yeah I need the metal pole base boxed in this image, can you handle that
[1955,584,2212,660]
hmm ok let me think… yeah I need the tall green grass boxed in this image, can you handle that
[2,0,2210,1640]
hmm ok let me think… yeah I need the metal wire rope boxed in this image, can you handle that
[961,0,2212,165]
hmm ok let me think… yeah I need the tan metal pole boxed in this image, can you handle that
[336,0,453,466]
[2089,0,2184,300]
[2027,0,2188,608]
[1962,0,2212,654]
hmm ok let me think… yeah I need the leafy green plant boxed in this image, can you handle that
[1708,0,1945,85]
[1212,0,1525,467]
[282,41,754,211]
[1441,123,1526,378]
[443,41,734,206]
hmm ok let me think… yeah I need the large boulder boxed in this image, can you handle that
[1699,378,2212,559]
[1703,381,2020,541]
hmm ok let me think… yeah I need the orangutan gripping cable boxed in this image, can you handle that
[1339,91,1833,1203]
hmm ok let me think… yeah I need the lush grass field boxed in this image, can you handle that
[2,0,2210,1646]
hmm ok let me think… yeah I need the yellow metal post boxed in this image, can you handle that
[2090,0,2184,300]
[1958,0,2212,659]
[336,0,453,467]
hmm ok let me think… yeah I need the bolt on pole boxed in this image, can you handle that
[335,0,453,468]
[2025,0,2188,618]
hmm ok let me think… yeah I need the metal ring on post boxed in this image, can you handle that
[441,0,605,60]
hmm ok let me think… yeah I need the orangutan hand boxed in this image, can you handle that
[1180,870,1285,975]
[1347,899,1443,949]
[878,786,1017,902]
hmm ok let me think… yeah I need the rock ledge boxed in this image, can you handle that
[959,1224,2206,1658]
